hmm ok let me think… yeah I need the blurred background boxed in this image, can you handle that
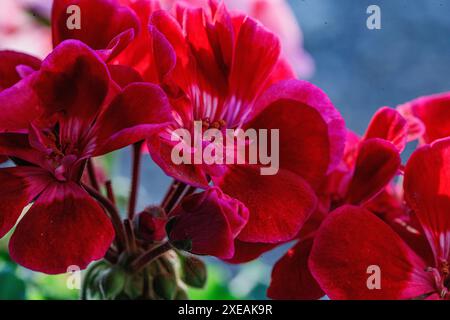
[1,0,450,300]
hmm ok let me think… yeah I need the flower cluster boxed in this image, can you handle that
[0,0,449,300]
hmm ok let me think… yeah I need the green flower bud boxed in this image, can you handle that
[174,288,189,300]
[153,274,177,300]
[180,255,207,289]
[100,266,127,299]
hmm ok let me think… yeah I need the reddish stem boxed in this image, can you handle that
[83,183,126,252]
[128,141,143,221]
[130,241,173,272]
[105,180,116,205]
[124,218,137,254]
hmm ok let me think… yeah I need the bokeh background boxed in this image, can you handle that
[1,0,450,299]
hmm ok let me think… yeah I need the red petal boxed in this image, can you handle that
[9,182,114,274]
[0,133,46,166]
[0,167,52,238]
[399,92,450,144]
[345,139,401,205]
[0,51,41,91]
[34,40,110,126]
[108,64,143,88]
[404,138,450,261]
[0,74,41,133]
[168,187,249,259]
[224,240,277,264]
[246,80,346,189]
[268,238,324,300]
[363,107,407,152]
[52,0,139,51]
[216,165,317,243]
[309,206,434,300]
[228,17,280,104]
[147,135,210,188]
[92,83,173,156]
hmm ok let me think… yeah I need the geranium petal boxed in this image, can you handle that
[245,80,346,189]
[363,107,407,152]
[0,74,41,133]
[52,0,139,51]
[309,205,434,300]
[345,139,401,205]
[228,16,280,104]
[398,92,450,144]
[9,182,114,274]
[268,238,324,300]
[0,51,41,91]
[216,165,317,243]
[0,167,52,238]
[34,40,110,123]
[92,83,173,156]
[404,138,450,261]
[168,187,249,259]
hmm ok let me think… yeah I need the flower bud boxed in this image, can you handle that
[136,206,167,242]
[180,255,207,289]
[153,274,177,300]
[174,288,189,300]
[99,266,127,299]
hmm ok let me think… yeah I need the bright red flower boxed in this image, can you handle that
[309,137,450,300]
[146,2,345,245]
[0,40,172,274]
[167,187,249,258]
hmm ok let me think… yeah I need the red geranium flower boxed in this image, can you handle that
[309,137,450,300]
[267,107,407,299]
[145,1,345,247]
[0,40,172,274]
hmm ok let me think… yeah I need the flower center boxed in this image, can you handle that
[201,117,227,130]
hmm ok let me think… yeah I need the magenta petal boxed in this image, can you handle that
[9,182,114,274]
[0,51,41,91]
[0,74,41,133]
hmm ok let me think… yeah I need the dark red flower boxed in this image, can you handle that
[309,137,450,300]
[0,40,172,274]
[147,2,345,246]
